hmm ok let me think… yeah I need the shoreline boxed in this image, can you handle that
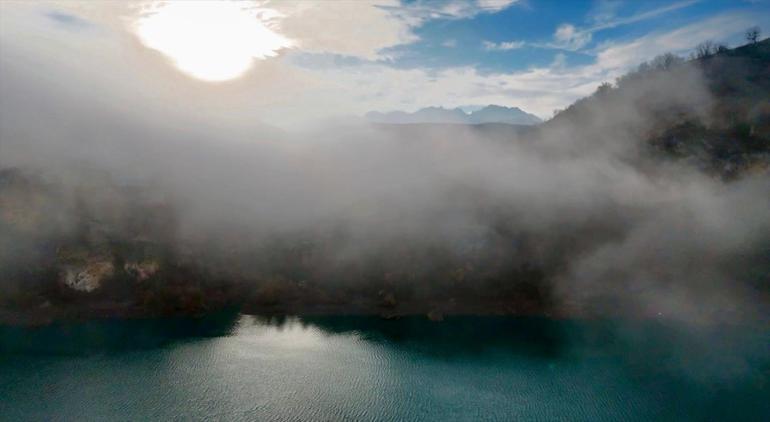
[2,300,763,327]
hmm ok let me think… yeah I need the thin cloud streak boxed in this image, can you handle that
[535,0,700,51]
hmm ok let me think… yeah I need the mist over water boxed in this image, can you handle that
[1,3,770,421]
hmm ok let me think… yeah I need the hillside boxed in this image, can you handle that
[546,38,770,178]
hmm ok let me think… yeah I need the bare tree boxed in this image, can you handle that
[595,82,613,97]
[694,41,717,59]
[745,26,761,44]
[649,53,684,71]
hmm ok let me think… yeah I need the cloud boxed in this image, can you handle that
[542,0,700,51]
[442,39,458,48]
[17,0,520,63]
[550,52,567,69]
[482,40,525,51]
[594,12,755,70]
[553,24,593,50]
[268,0,520,59]
[268,0,418,60]
[296,62,598,121]
[587,0,622,25]
[590,0,699,32]
[475,0,520,13]
[395,0,519,20]
[24,1,430,61]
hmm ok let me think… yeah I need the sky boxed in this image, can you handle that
[0,0,768,126]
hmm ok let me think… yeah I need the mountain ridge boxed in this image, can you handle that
[366,105,542,125]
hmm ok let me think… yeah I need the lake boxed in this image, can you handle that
[1,314,768,421]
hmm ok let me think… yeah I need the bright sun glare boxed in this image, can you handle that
[133,1,292,82]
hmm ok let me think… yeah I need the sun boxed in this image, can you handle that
[133,1,292,82]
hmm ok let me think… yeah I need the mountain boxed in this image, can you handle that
[366,105,542,125]
[467,105,543,125]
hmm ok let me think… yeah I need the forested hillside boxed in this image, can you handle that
[547,38,770,178]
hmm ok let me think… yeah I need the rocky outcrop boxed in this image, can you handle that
[61,260,114,292]
[124,261,159,282]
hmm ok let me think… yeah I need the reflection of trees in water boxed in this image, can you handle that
[250,314,770,383]
[0,310,241,355]
[300,315,570,359]
[1,313,574,358]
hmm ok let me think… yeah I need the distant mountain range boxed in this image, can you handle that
[366,105,543,125]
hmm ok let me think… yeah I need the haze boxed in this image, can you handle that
[1,1,769,324]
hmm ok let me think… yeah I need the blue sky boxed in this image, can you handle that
[1,0,769,125]
[383,0,756,72]
[307,0,769,74]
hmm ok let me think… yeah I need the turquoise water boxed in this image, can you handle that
[1,314,768,421]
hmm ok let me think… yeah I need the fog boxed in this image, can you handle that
[1,5,769,325]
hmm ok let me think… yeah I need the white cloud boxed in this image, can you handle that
[544,0,699,51]
[267,0,417,60]
[271,0,521,60]
[292,59,598,122]
[400,0,519,20]
[590,0,699,32]
[588,0,622,25]
[550,52,567,69]
[475,0,520,13]
[482,40,525,50]
[442,39,458,48]
[553,24,593,50]
[594,12,754,69]
[16,0,523,62]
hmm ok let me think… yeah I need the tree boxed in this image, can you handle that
[649,53,684,71]
[693,41,717,59]
[745,26,760,44]
[595,82,613,97]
